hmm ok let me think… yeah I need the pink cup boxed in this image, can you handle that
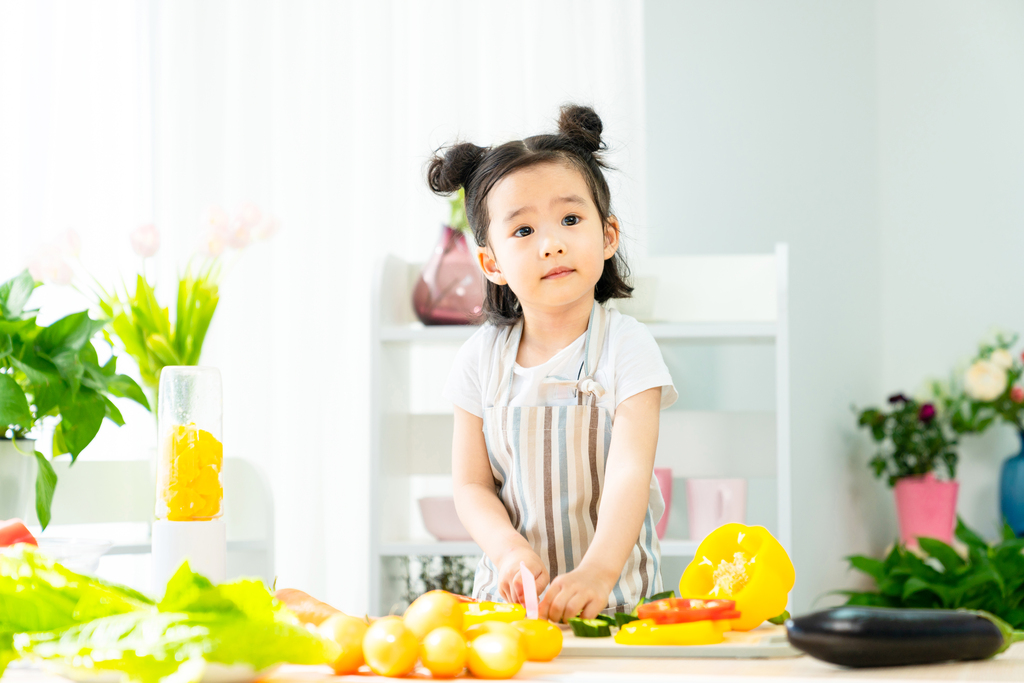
[686,478,747,541]
[654,468,672,539]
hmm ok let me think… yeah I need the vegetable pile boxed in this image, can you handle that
[841,518,1024,629]
[278,589,562,679]
[0,544,339,683]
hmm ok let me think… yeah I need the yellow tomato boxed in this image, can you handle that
[362,615,418,677]
[317,613,367,675]
[419,626,467,678]
[464,621,526,653]
[467,633,526,680]
[512,619,562,661]
[403,590,463,639]
[461,601,526,628]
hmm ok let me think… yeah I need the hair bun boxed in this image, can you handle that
[426,141,487,195]
[557,104,604,155]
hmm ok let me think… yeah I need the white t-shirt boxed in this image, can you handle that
[443,307,678,419]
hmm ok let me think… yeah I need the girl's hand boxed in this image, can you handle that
[538,565,616,623]
[496,547,549,605]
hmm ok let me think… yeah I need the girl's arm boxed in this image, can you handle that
[451,405,549,602]
[539,386,662,622]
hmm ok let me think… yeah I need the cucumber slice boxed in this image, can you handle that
[568,617,612,637]
[615,612,639,628]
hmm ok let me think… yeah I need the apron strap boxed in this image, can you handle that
[496,302,611,408]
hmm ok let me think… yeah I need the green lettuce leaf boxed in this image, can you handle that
[0,545,153,633]
[18,609,336,683]
[7,557,338,683]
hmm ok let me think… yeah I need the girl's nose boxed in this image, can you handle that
[541,234,566,258]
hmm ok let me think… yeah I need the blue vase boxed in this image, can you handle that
[1000,431,1024,537]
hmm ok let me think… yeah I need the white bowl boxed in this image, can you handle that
[36,538,113,574]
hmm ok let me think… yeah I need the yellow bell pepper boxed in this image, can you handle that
[614,618,729,646]
[460,601,526,629]
[679,523,794,631]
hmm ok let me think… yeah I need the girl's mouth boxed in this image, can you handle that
[542,266,574,280]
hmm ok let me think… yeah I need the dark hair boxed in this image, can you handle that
[425,103,633,326]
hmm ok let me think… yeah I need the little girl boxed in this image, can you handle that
[427,104,678,622]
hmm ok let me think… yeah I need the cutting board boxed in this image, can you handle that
[559,624,802,659]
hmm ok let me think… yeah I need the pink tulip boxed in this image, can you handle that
[130,223,160,258]
[1012,386,1024,404]
[252,216,280,241]
[202,206,231,237]
[227,217,251,249]
[58,229,81,258]
[203,230,226,257]
[237,202,263,229]
[28,248,72,286]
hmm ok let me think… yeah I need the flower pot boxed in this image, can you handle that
[893,473,958,545]
[0,440,36,520]
[999,431,1024,538]
[653,467,672,539]
[412,225,485,325]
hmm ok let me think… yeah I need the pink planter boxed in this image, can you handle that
[893,473,959,545]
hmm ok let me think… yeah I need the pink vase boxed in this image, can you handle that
[654,468,672,539]
[412,225,485,325]
[893,473,959,545]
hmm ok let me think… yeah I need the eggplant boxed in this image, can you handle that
[785,606,1024,668]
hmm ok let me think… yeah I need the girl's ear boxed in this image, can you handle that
[603,215,621,260]
[477,246,507,285]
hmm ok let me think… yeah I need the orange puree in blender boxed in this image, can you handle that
[157,423,224,521]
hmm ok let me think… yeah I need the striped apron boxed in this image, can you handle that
[473,301,664,613]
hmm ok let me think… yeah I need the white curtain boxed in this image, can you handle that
[3,0,646,614]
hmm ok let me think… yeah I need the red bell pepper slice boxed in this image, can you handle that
[637,598,740,624]
[0,519,37,547]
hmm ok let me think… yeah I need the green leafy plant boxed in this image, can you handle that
[401,555,475,608]
[98,264,220,410]
[839,518,1024,629]
[856,394,958,486]
[0,271,149,528]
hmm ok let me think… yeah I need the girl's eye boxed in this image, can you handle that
[514,226,533,238]
[563,215,580,226]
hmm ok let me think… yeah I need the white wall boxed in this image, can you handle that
[877,1,1024,539]
[646,0,1024,613]
[645,0,886,613]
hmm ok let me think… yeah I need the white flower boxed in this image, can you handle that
[130,223,161,258]
[991,348,1013,370]
[964,359,1007,402]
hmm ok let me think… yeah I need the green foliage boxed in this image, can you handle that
[856,395,958,487]
[841,517,1024,629]
[99,263,220,408]
[448,187,471,235]
[0,270,149,528]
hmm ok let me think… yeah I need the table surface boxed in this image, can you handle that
[5,642,1024,683]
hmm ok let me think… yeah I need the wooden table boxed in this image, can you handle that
[5,643,1023,683]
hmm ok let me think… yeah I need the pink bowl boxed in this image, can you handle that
[418,496,472,541]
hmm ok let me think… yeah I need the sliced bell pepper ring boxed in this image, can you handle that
[0,519,37,547]
[637,598,741,624]
[461,601,526,628]
[614,618,730,646]
[679,523,795,632]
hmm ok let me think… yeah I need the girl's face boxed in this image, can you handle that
[478,161,619,315]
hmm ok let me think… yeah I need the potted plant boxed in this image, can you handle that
[857,393,959,545]
[412,188,485,325]
[32,208,278,415]
[0,270,149,528]
[945,333,1024,537]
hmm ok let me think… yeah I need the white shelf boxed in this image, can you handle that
[379,539,701,558]
[380,321,776,343]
